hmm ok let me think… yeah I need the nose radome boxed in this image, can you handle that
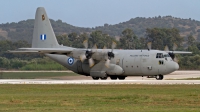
[174,62,179,70]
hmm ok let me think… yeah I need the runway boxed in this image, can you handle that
[0,71,200,84]
[0,79,200,84]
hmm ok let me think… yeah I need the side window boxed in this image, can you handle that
[159,60,164,65]
[156,53,164,58]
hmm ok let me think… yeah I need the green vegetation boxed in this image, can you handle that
[0,72,78,79]
[0,57,67,70]
[0,85,199,111]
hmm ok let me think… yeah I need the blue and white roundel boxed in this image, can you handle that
[68,57,74,65]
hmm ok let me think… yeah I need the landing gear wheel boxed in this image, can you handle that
[110,76,117,80]
[92,77,99,80]
[100,77,107,80]
[118,76,126,80]
[156,75,163,80]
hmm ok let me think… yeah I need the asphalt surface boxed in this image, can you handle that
[45,70,200,80]
[0,71,199,84]
[0,79,200,84]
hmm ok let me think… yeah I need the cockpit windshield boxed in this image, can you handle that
[156,53,164,58]
[164,54,170,58]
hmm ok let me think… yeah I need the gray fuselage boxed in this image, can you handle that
[46,49,179,77]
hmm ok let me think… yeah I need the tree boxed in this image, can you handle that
[145,28,183,50]
[89,31,116,49]
[120,28,139,49]
[187,35,195,46]
[57,34,71,46]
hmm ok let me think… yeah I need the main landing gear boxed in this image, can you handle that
[147,75,164,80]
[92,76,126,80]
[92,76,108,80]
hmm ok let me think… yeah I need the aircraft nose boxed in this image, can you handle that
[174,62,179,70]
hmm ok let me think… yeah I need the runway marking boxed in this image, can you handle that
[0,79,200,85]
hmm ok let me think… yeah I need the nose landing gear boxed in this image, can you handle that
[156,75,164,80]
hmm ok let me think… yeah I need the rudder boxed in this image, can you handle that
[32,7,59,48]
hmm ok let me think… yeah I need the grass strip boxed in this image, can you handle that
[0,84,199,112]
[0,72,78,79]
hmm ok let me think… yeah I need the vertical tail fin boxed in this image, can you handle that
[32,7,59,48]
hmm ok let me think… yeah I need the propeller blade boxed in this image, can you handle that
[83,40,88,49]
[147,42,152,50]
[111,41,117,52]
[102,46,108,55]
[89,58,95,67]
[164,45,169,51]
[103,46,107,49]
[174,57,179,63]
[80,54,86,62]
[92,44,97,52]
[173,43,177,51]
[93,44,97,49]
[111,41,117,49]
[105,59,110,68]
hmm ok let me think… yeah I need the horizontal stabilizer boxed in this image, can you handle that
[9,47,75,54]
[18,48,74,54]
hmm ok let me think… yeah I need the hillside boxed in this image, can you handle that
[0,16,200,43]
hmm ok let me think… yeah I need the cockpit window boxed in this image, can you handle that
[164,54,170,57]
[156,53,164,58]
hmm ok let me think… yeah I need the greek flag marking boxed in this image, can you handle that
[40,34,46,40]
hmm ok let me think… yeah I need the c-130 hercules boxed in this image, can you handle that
[10,7,192,80]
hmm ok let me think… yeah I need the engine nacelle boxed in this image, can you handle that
[106,64,124,75]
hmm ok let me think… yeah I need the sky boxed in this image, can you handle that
[0,0,200,28]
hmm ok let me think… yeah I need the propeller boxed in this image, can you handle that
[165,43,178,62]
[80,40,96,67]
[147,42,152,51]
[105,41,116,67]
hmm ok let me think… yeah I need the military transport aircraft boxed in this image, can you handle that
[10,7,192,80]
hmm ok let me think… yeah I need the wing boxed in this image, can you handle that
[166,51,192,54]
